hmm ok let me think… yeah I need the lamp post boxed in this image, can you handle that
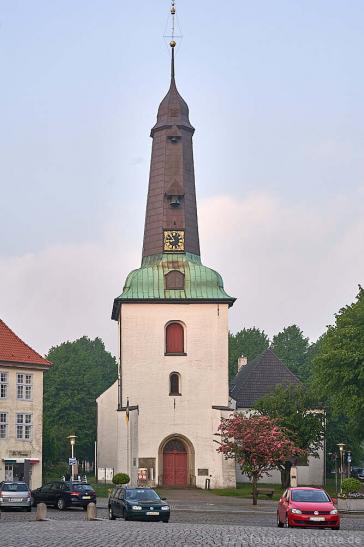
[67,434,77,480]
[337,443,346,494]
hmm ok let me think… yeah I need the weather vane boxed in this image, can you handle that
[164,0,182,49]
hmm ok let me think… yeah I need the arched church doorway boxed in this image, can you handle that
[162,438,188,487]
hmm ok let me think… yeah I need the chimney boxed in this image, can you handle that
[237,356,248,371]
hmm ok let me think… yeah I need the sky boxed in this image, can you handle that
[0,1,363,357]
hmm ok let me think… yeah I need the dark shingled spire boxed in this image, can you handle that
[142,46,200,259]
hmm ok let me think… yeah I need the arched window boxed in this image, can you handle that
[169,373,181,396]
[165,322,185,354]
[165,270,185,290]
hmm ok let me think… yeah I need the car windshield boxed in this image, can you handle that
[291,489,330,503]
[125,489,160,501]
[1,483,28,492]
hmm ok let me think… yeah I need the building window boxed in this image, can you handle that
[0,372,8,399]
[165,270,185,290]
[16,373,32,400]
[0,413,8,439]
[16,413,32,440]
[165,322,185,354]
[169,373,181,396]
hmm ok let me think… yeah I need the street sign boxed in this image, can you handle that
[69,457,77,465]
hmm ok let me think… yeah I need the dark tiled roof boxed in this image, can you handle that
[0,319,52,367]
[230,348,301,408]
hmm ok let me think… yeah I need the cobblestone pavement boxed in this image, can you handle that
[0,519,363,547]
[1,506,364,529]
[1,507,364,546]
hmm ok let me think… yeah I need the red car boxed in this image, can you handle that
[277,487,340,529]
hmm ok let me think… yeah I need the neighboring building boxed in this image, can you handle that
[0,319,52,488]
[97,43,236,489]
[230,348,324,485]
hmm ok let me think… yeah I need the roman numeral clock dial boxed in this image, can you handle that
[163,230,185,252]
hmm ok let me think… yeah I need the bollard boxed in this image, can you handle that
[35,503,48,521]
[86,502,97,521]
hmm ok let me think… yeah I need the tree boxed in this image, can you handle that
[311,287,364,451]
[254,385,325,488]
[229,328,269,379]
[44,337,118,468]
[216,414,302,505]
[271,325,309,380]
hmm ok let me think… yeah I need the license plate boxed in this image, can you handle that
[10,498,22,502]
[82,496,91,499]
[309,517,325,521]
[146,511,159,515]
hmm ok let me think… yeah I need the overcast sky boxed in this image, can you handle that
[0,1,363,357]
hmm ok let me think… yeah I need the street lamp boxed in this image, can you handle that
[337,443,346,493]
[67,434,77,480]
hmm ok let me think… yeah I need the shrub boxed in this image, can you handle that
[341,477,362,496]
[112,472,130,485]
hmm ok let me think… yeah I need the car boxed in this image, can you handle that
[0,481,32,511]
[31,480,96,510]
[277,487,340,530]
[108,486,170,522]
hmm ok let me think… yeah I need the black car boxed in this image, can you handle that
[108,486,170,522]
[31,481,96,510]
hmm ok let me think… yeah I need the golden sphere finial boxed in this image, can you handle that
[170,40,176,48]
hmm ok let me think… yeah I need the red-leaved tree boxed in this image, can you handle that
[216,414,304,504]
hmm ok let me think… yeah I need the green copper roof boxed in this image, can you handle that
[112,253,235,319]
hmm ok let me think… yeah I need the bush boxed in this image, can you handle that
[341,477,362,496]
[112,473,130,485]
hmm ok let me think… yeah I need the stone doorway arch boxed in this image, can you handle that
[159,435,195,487]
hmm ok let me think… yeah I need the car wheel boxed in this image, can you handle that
[82,505,88,511]
[284,514,290,528]
[31,497,37,507]
[162,518,169,523]
[122,509,129,521]
[108,507,116,520]
[277,512,283,528]
[332,525,340,530]
[57,498,66,511]
[27,506,32,513]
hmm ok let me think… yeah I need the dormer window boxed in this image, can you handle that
[165,270,185,290]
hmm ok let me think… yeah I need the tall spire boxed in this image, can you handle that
[142,30,199,259]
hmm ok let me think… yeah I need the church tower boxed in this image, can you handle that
[97,12,236,489]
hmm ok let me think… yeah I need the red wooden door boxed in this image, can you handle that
[163,452,187,486]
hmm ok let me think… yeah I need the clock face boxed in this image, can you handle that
[163,230,185,252]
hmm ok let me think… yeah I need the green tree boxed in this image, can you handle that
[311,287,364,445]
[255,385,325,488]
[44,337,118,467]
[272,325,309,380]
[229,328,269,379]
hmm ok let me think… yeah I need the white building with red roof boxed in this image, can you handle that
[0,319,52,488]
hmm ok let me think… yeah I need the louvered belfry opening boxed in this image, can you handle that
[166,322,184,354]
